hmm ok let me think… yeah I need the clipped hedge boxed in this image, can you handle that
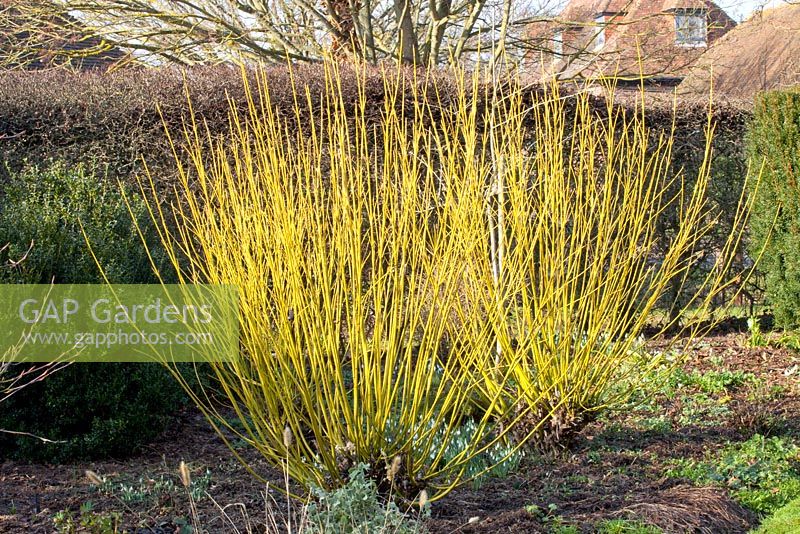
[0,163,169,284]
[0,64,463,186]
[747,89,800,327]
[0,66,747,187]
[650,97,754,313]
[0,363,188,462]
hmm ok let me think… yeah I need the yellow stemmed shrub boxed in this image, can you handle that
[132,60,754,500]
[136,62,542,501]
[465,84,755,445]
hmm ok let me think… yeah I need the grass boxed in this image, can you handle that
[595,519,662,534]
[751,496,800,533]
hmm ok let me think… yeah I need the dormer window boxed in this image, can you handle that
[592,15,606,50]
[675,8,707,46]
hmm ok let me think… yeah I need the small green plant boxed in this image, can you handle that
[524,502,558,518]
[524,503,574,531]
[747,317,769,348]
[550,523,580,534]
[423,417,524,488]
[776,331,800,352]
[53,501,121,534]
[305,463,428,534]
[89,467,211,505]
[605,360,760,433]
[665,434,800,515]
[674,392,733,427]
[670,368,756,395]
[638,415,672,433]
[596,518,662,534]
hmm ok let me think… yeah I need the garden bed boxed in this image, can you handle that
[1,333,798,533]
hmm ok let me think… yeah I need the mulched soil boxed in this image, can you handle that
[0,408,286,533]
[1,334,798,533]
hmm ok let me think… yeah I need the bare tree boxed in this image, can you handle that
[2,0,563,67]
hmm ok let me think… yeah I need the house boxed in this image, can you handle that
[0,0,125,70]
[529,0,736,89]
[678,4,800,99]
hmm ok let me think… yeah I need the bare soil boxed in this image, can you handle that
[1,334,798,533]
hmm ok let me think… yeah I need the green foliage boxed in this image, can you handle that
[0,162,187,462]
[776,331,800,352]
[0,362,188,462]
[53,501,121,534]
[673,392,733,428]
[613,357,756,431]
[744,323,800,352]
[525,503,575,531]
[669,368,756,395]
[549,524,580,534]
[747,89,800,327]
[665,434,800,515]
[595,519,662,534]
[90,468,212,504]
[752,496,800,534]
[0,162,168,284]
[747,317,769,348]
[424,418,524,488]
[614,350,679,405]
[305,464,428,534]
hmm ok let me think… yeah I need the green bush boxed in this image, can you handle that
[747,89,800,327]
[0,364,187,462]
[0,162,168,283]
[596,519,662,534]
[0,163,186,462]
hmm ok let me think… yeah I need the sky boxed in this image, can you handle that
[542,0,793,24]
[706,0,790,22]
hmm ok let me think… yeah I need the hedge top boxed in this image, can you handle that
[0,64,751,186]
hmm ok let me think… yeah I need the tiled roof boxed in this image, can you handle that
[678,4,800,98]
[530,0,735,84]
[661,0,715,12]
